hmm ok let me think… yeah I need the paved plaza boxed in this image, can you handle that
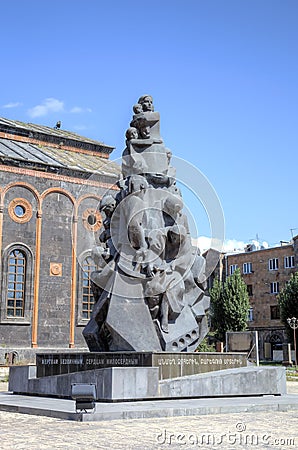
[0,382,297,449]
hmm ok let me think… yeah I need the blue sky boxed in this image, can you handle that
[1,0,297,250]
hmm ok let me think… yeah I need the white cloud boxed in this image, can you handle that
[28,98,64,118]
[192,236,212,252]
[192,236,247,253]
[27,99,92,118]
[223,239,247,253]
[70,106,92,114]
[2,102,23,109]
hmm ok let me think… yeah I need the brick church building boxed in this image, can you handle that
[0,117,119,359]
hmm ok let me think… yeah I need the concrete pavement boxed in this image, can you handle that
[0,382,297,449]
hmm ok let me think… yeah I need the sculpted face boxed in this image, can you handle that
[141,96,154,112]
[164,196,183,216]
[133,103,143,114]
[169,231,181,245]
[100,195,116,215]
[103,199,116,217]
[126,127,138,140]
[140,125,150,139]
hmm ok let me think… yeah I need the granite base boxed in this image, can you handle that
[9,365,286,402]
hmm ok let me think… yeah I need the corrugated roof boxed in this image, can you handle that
[41,143,120,175]
[0,138,120,176]
[0,117,114,150]
[0,139,64,166]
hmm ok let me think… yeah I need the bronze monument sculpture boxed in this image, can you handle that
[83,95,210,352]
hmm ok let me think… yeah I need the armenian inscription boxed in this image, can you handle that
[151,353,247,379]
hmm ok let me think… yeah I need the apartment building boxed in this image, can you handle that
[223,238,297,360]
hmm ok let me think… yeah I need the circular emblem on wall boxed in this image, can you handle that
[8,198,33,223]
[50,262,62,276]
[82,208,102,232]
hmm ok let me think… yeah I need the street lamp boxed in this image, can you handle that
[287,317,298,366]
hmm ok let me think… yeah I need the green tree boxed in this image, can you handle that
[278,272,298,343]
[210,268,250,341]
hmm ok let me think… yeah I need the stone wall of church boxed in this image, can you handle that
[0,167,117,349]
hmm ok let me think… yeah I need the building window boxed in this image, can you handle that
[268,258,278,271]
[284,256,295,269]
[248,307,254,322]
[6,250,26,317]
[270,305,280,320]
[230,264,238,275]
[82,256,96,320]
[15,205,26,217]
[270,282,279,294]
[1,244,33,324]
[82,208,102,232]
[247,284,253,296]
[243,262,252,274]
[8,198,33,223]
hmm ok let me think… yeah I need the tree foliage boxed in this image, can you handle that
[196,337,216,352]
[278,272,298,342]
[210,268,250,341]
[196,332,216,352]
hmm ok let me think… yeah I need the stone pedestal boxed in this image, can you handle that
[9,364,287,402]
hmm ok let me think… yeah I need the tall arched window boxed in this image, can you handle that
[7,249,26,317]
[82,256,96,319]
[1,244,33,324]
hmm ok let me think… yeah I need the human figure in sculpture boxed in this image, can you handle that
[133,103,143,114]
[125,127,139,140]
[144,271,169,333]
[139,122,151,139]
[138,94,154,112]
[130,115,151,140]
[126,175,148,252]
[144,229,167,277]
[163,196,183,227]
[99,194,117,244]
[122,124,149,178]
[165,224,194,278]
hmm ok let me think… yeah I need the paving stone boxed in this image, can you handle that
[0,382,297,449]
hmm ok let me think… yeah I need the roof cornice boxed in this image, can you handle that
[0,118,114,156]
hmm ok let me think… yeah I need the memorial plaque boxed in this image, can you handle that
[36,352,153,378]
[36,352,247,379]
[152,352,247,379]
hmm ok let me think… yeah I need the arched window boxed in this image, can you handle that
[1,244,33,324]
[82,256,96,320]
[7,249,26,317]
